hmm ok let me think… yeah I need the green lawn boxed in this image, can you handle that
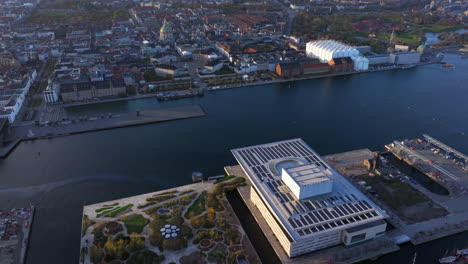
[108,204,133,217]
[415,24,463,33]
[97,204,133,218]
[95,206,114,213]
[124,214,149,234]
[376,32,423,45]
[214,175,235,184]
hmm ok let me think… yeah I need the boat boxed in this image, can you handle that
[439,256,458,263]
[442,63,455,68]
[410,252,417,264]
[208,86,221,91]
[402,64,417,69]
[156,90,204,101]
[456,249,468,260]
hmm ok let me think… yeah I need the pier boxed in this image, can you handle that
[14,104,205,140]
[20,206,34,264]
[0,104,205,158]
[0,206,34,264]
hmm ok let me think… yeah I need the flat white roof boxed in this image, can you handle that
[284,164,331,187]
[232,139,387,241]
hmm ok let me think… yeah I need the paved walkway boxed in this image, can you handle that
[10,104,205,141]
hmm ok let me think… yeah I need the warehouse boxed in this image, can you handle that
[367,54,390,65]
[232,139,388,258]
[306,40,359,62]
[329,57,353,72]
[306,40,369,71]
[389,52,421,65]
[275,62,301,78]
[300,59,330,75]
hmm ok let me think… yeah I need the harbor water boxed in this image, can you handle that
[0,54,467,263]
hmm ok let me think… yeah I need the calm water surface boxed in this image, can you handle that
[0,54,467,263]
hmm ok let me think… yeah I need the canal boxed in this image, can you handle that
[0,54,467,263]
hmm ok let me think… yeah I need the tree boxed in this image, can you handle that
[104,236,129,261]
[162,236,184,250]
[89,245,104,263]
[127,250,162,264]
[126,236,145,253]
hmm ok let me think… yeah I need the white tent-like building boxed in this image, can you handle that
[306,40,368,71]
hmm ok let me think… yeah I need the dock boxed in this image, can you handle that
[10,104,205,141]
[0,206,34,264]
[385,135,468,244]
[0,138,22,159]
[20,206,34,264]
[156,89,204,101]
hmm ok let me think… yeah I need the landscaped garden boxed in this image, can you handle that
[80,175,258,264]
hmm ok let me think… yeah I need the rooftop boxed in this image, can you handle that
[232,139,387,241]
[284,164,331,187]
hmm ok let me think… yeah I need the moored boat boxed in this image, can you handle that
[439,256,458,264]
[456,249,468,260]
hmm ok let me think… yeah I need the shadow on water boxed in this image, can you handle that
[384,153,449,195]
[226,190,282,264]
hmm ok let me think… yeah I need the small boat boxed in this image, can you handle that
[410,252,417,264]
[442,63,455,68]
[456,249,468,260]
[439,256,457,264]
[402,64,417,69]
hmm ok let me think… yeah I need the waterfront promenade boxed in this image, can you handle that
[15,104,205,140]
[0,104,205,158]
[49,60,438,109]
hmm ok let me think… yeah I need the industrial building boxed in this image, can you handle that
[0,118,9,145]
[306,40,369,71]
[232,139,387,257]
[300,59,330,75]
[366,51,421,65]
[389,52,421,65]
[275,62,301,78]
[329,57,353,72]
[367,54,390,65]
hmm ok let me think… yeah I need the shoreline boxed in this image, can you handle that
[55,60,438,109]
[20,206,35,264]
[1,105,206,159]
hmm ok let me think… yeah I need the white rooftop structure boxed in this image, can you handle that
[282,164,333,199]
[306,40,369,71]
[232,139,387,257]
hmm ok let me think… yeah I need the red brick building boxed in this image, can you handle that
[329,57,353,72]
[275,62,301,78]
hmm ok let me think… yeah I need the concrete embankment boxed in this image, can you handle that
[21,206,35,264]
[0,138,22,158]
[0,104,205,158]
[208,63,432,92]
